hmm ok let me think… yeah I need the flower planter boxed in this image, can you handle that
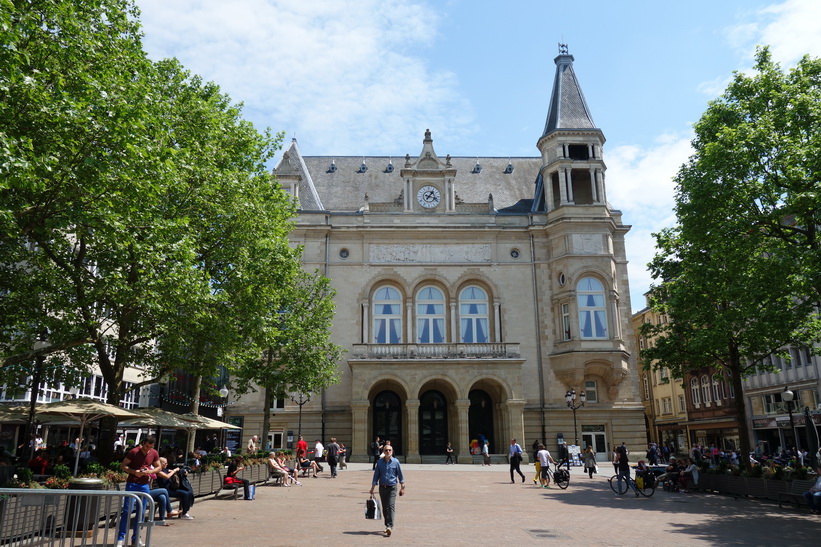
[764,479,788,501]
[698,474,715,493]
[745,477,767,498]
[724,476,747,496]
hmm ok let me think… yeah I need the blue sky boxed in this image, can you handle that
[136,0,821,312]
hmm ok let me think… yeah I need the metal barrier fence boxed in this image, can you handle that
[0,488,155,547]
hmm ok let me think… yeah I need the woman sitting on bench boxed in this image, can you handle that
[226,456,253,500]
[268,452,300,486]
[297,450,320,478]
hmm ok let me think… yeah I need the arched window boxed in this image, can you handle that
[691,378,701,405]
[416,286,445,343]
[701,376,712,404]
[373,286,402,344]
[577,277,607,339]
[712,377,722,403]
[459,286,488,343]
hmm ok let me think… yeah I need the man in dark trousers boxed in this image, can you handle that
[369,445,405,537]
[615,444,631,495]
[370,436,383,469]
[508,438,525,483]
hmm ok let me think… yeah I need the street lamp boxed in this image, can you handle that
[782,386,800,452]
[290,393,310,440]
[565,389,586,447]
[26,332,50,460]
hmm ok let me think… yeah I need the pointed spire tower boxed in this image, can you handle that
[532,45,606,213]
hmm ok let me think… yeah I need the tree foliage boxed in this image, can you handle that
[0,1,326,461]
[641,47,821,465]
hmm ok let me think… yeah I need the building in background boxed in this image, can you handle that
[228,49,645,462]
[632,303,689,455]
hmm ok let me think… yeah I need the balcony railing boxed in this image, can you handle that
[350,343,520,360]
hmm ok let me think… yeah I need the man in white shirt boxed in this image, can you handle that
[247,435,258,453]
[536,444,556,488]
[314,439,325,472]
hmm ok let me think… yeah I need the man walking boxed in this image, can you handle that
[615,443,631,495]
[508,438,525,483]
[371,436,383,469]
[326,437,340,478]
[536,443,556,488]
[314,439,324,472]
[370,444,405,537]
[117,436,161,547]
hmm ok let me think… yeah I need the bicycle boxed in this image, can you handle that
[543,463,570,489]
[609,472,655,497]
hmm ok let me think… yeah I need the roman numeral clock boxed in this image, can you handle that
[416,185,441,208]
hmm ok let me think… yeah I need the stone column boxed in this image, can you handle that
[590,168,598,203]
[493,301,501,342]
[502,399,527,463]
[406,302,413,344]
[450,302,457,343]
[565,168,575,203]
[558,169,568,204]
[362,301,369,343]
[350,400,370,463]
[455,399,471,464]
[405,399,421,463]
[544,169,554,211]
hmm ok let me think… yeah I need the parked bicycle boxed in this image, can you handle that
[609,472,655,497]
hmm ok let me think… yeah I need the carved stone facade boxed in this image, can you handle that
[229,52,646,462]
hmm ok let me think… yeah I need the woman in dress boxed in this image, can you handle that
[582,446,597,479]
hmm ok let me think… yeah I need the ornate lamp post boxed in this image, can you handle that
[782,386,800,452]
[290,393,310,440]
[565,389,586,447]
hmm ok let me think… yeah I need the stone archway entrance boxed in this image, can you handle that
[373,390,403,455]
[418,390,448,455]
[469,389,495,453]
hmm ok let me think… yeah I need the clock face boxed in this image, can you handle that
[417,185,441,208]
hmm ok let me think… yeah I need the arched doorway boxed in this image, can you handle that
[373,390,402,455]
[469,389,495,453]
[418,390,448,455]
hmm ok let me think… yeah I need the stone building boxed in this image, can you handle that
[632,302,690,454]
[229,51,645,462]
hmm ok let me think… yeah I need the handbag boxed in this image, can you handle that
[365,495,381,520]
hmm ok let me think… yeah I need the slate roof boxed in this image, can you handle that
[542,53,597,137]
[275,138,542,213]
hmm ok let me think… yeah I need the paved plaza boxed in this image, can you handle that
[151,462,821,546]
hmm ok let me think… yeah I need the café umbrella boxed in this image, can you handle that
[37,398,140,475]
[177,412,241,464]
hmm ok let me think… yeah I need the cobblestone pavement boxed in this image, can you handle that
[149,462,821,546]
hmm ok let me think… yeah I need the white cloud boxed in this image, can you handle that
[606,133,693,311]
[136,0,473,155]
[725,0,821,65]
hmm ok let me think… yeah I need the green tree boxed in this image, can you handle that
[641,47,821,468]
[0,1,300,463]
[234,268,343,448]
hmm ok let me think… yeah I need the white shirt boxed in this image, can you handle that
[537,449,552,467]
[315,442,324,458]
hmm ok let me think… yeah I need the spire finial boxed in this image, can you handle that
[558,42,568,54]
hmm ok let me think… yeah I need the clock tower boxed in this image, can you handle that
[401,129,456,212]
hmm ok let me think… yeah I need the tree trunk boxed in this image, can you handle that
[729,341,752,472]
[187,374,202,456]
[262,386,272,454]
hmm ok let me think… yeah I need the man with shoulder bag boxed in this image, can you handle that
[508,438,526,483]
